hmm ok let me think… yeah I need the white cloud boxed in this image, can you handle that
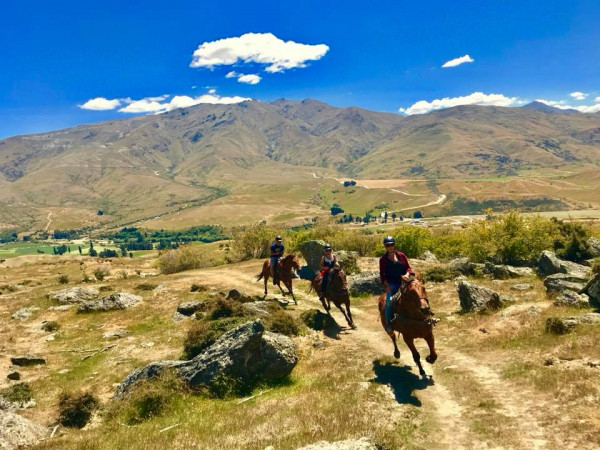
[236,74,261,85]
[399,92,520,115]
[225,71,237,78]
[208,88,216,94]
[569,91,588,100]
[441,54,474,68]
[79,97,121,110]
[190,32,329,73]
[117,93,250,114]
[595,96,600,102]
[535,99,600,113]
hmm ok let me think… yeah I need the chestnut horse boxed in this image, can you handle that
[257,254,300,304]
[378,274,438,378]
[310,267,355,328]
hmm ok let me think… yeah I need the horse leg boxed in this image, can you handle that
[335,302,352,328]
[424,333,438,364]
[263,268,268,296]
[388,331,400,359]
[403,335,426,378]
[284,279,297,305]
[345,301,355,329]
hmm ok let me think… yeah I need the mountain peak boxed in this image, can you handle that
[522,101,579,114]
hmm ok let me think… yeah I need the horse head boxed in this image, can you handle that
[281,254,300,271]
[399,274,432,320]
[329,266,348,292]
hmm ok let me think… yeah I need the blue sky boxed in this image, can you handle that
[1,0,599,138]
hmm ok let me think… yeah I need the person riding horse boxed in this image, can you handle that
[379,235,415,331]
[319,243,338,301]
[270,236,284,285]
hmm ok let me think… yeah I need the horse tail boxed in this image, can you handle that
[257,271,264,282]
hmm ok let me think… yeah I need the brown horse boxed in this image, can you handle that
[378,274,438,378]
[310,267,355,328]
[257,254,300,304]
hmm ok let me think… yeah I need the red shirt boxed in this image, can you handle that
[379,251,414,284]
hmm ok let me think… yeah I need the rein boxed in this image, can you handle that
[400,278,438,326]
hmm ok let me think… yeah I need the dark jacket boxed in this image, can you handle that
[379,251,414,284]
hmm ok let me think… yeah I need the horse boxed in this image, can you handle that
[310,266,355,328]
[378,274,438,378]
[257,254,300,304]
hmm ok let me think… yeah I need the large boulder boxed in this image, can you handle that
[418,250,438,263]
[588,237,600,257]
[584,275,600,305]
[554,291,590,308]
[484,263,533,279]
[449,257,477,275]
[299,240,327,273]
[537,251,591,278]
[0,410,47,450]
[347,271,382,295]
[11,307,39,321]
[78,292,142,312]
[50,286,99,304]
[457,281,503,312]
[114,320,298,398]
[298,240,359,275]
[543,274,587,294]
[177,301,207,316]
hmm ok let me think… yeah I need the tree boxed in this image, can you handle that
[330,203,344,216]
[120,245,127,257]
[129,252,134,258]
[97,210,104,216]
[99,249,117,258]
[413,211,423,219]
[391,212,397,221]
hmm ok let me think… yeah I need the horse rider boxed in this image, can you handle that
[379,235,415,331]
[270,236,285,284]
[319,243,338,301]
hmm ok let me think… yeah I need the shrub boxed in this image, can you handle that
[264,308,300,336]
[423,266,457,283]
[545,317,573,335]
[1,382,33,404]
[58,391,99,428]
[300,309,338,331]
[93,268,109,281]
[207,297,247,321]
[82,273,90,283]
[392,227,434,258]
[58,274,69,284]
[182,317,245,360]
[231,223,280,260]
[118,270,128,279]
[99,249,118,258]
[552,219,593,263]
[157,245,216,274]
[206,373,247,398]
[42,321,60,332]
[135,283,157,291]
[190,284,207,292]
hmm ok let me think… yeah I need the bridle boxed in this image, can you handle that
[401,278,438,325]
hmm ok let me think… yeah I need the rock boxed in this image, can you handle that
[586,276,600,304]
[171,312,188,322]
[78,292,142,312]
[177,301,207,316]
[140,342,155,348]
[299,240,327,273]
[50,286,99,304]
[296,437,377,450]
[10,355,46,367]
[588,237,600,257]
[297,265,316,280]
[334,250,360,275]
[298,240,360,275]
[347,271,382,295]
[456,280,503,312]
[226,289,257,303]
[242,301,271,318]
[115,320,298,398]
[528,306,542,316]
[449,257,476,275]
[537,250,591,278]
[102,329,129,339]
[419,250,438,262]
[47,305,74,311]
[543,273,586,293]
[554,291,590,308]
[546,313,600,334]
[11,307,39,321]
[6,372,20,381]
[0,410,47,450]
[484,263,533,279]
[510,283,533,291]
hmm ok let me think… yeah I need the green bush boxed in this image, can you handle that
[231,223,281,260]
[190,284,207,292]
[264,308,300,336]
[157,245,217,274]
[552,219,593,263]
[135,283,157,291]
[58,275,69,284]
[207,297,247,321]
[1,382,33,404]
[423,266,457,283]
[42,321,60,332]
[58,391,99,428]
[93,268,109,281]
[300,309,338,331]
[182,317,245,360]
[391,227,434,258]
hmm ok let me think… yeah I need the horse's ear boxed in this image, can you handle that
[416,272,423,282]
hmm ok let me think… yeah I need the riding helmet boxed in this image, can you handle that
[323,243,332,250]
[383,235,395,245]
[275,236,282,242]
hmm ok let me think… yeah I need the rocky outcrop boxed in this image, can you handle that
[78,292,142,312]
[546,313,600,334]
[296,438,377,450]
[418,250,438,262]
[242,301,272,318]
[457,281,503,312]
[588,237,600,257]
[10,355,46,367]
[50,286,99,304]
[299,240,328,273]
[449,257,477,275]
[177,301,207,316]
[484,263,533,279]
[347,271,382,295]
[114,320,298,398]
[554,291,590,308]
[543,273,587,293]
[537,251,591,278]
[585,276,600,304]
[298,240,359,275]
[226,289,258,303]
[0,410,47,450]
[11,307,39,321]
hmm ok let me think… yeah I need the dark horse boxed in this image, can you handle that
[378,274,438,378]
[310,267,355,328]
[257,254,300,304]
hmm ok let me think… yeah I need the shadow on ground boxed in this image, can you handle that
[370,360,434,406]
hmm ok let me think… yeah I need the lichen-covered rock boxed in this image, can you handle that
[50,286,99,304]
[546,313,600,334]
[0,410,47,450]
[484,263,533,279]
[419,250,438,262]
[78,292,142,312]
[588,237,600,257]
[449,257,476,275]
[177,301,207,316]
[298,240,359,275]
[537,251,591,278]
[543,273,586,293]
[226,289,257,303]
[457,280,503,312]
[586,276,600,304]
[347,271,382,295]
[299,240,327,273]
[11,307,39,321]
[554,291,590,308]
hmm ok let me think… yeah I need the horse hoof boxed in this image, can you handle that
[350,324,357,330]
[426,355,438,364]
[393,350,400,359]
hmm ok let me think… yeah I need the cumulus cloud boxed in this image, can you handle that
[569,91,588,100]
[536,99,600,113]
[117,93,250,114]
[236,74,261,85]
[399,92,520,115]
[225,71,237,78]
[441,54,474,68]
[208,88,216,94]
[79,97,121,110]
[190,32,329,73]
